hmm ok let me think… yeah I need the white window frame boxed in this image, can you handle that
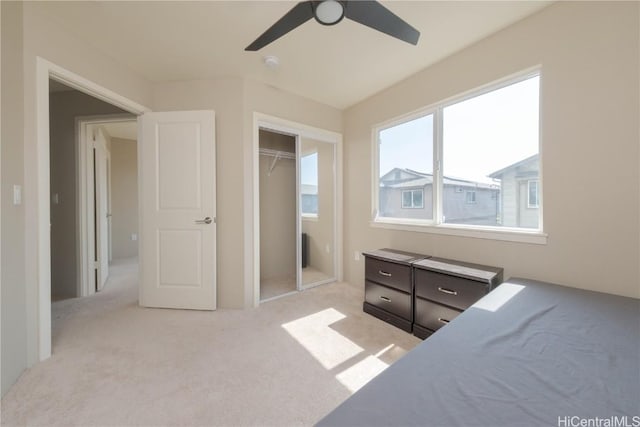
[371,67,546,245]
[465,190,477,204]
[527,180,539,209]
[401,189,424,209]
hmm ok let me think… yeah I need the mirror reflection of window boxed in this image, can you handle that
[300,139,335,290]
[301,152,318,217]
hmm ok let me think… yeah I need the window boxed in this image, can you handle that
[378,114,433,220]
[374,71,541,235]
[528,180,539,208]
[402,189,424,209]
[465,191,476,204]
[301,152,318,216]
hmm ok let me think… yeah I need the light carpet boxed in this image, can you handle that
[1,258,420,426]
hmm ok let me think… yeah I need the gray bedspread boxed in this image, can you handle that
[317,278,640,427]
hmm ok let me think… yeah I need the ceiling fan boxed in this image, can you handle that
[245,0,420,51]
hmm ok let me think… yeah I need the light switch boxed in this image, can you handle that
[131,233,138,241]
[52,193,60,204]
[13,185,22,205]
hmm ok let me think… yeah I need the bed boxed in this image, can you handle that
[317,278,640,426]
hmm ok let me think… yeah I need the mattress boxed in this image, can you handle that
[317,278,640,426]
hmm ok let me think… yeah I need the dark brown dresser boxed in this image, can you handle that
[412,257,503,339]
[362,249,429,332]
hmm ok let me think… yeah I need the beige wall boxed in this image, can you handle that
[344,1,640,298]
[153,78,342,308]
[1,0,27,397]
[109,137,138,260]
[49,91,126,299]
[301,138,335,280]
[259,131,296,282]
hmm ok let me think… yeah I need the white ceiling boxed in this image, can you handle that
[38,1,551,109]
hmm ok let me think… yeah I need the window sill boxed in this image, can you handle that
[302,214,318,222]
[370,219,547,245]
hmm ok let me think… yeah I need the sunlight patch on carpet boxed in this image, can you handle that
[282,308,363,369]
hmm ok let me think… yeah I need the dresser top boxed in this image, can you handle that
[362,248,429,265]
[413,257,503,284]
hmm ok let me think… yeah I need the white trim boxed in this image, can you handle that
[76,115,136,298]
[251,113,343,307]
[295,134,302,293]
[34,57,150,363]
[371,219,548,245]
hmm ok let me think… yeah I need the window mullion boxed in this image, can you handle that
[434,108,444,224]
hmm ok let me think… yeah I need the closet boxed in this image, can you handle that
[258,127,338,302]
[259,130,297,300]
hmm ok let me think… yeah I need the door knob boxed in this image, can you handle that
[195,217,213,225]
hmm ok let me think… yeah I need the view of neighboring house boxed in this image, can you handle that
[489,154,540,229]
[301,183,318,215]
[379,168,500,225]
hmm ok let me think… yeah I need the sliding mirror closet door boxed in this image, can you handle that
[300,137,336,288]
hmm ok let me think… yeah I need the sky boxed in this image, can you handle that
[379,75,539,184]
[301,152,318,185]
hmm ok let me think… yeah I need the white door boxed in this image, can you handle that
[139,111,217,310]
[95,128,110,291]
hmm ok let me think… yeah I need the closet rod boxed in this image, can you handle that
[259,147,296,160]
[259,148,295,176]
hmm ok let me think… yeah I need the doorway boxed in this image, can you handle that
[48,80,137,301]
[76,117,138,298]
[254,115,343,305]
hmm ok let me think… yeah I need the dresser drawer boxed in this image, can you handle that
[364,280,412,321]
[414,297,462,332]
[365,258,412,293]
[414,269,488,310]
[363,303,412,333]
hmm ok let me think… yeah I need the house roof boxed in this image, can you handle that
[381,168,498,190]
[488,154,539,178]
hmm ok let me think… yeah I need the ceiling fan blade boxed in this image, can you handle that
[344,1,420,46]
[245,2,315,51]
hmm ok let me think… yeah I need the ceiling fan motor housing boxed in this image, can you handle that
[313,0,346,26]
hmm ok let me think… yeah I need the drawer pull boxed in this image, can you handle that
[379,296,391,302]
[378,270,392,277]
[438,318,450,324]
[437,286,458,296]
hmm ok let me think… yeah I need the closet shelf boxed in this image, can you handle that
[259,148,295,176]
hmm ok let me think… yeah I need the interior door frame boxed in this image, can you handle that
[33,57,149,362]
[251,113,343,307]
[76,115,136,298]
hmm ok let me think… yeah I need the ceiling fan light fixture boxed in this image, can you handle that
[314,0,344,25]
